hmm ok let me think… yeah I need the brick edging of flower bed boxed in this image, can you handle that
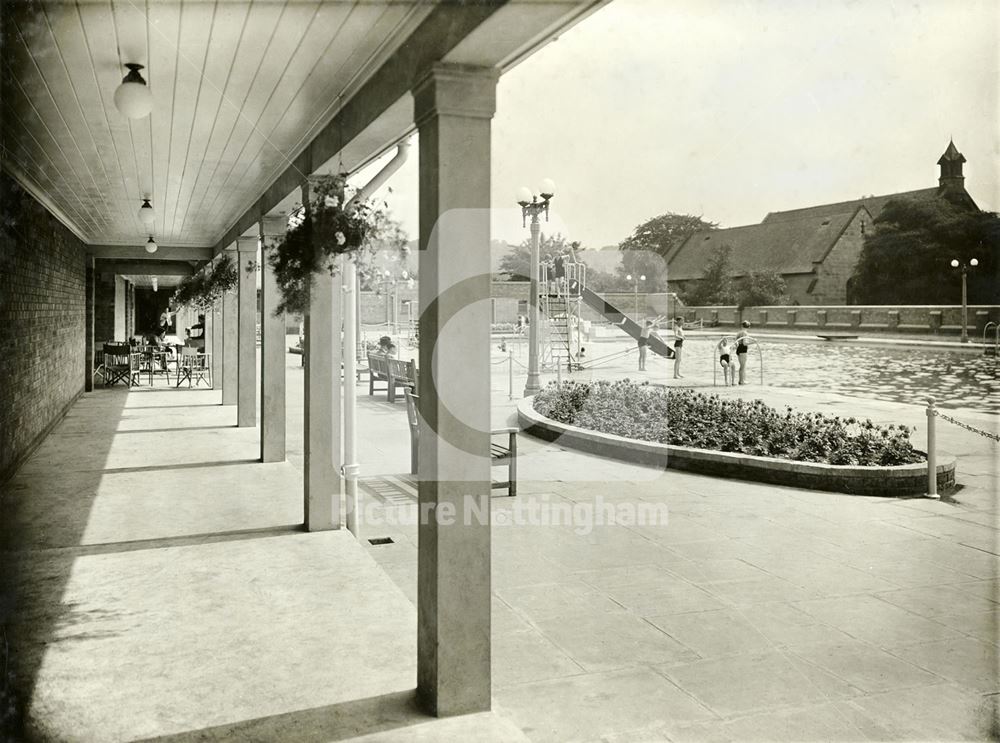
[517,397,955,497]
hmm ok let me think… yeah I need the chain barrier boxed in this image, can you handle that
[932,410,1000,443]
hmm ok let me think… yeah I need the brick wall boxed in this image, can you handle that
[810,210,867,304]
[489,281,681,322]
[0,174,86,481]
[95,272,116,343]
[680,304,1000,336]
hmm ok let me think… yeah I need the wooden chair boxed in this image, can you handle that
[103,343,140,387]
[176,348,212,388]
[404,390,517,497]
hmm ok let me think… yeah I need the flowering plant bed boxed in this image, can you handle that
[520,385,954,496]
[533,380,922,467]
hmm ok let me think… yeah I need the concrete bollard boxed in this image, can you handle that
[926,397,938,499]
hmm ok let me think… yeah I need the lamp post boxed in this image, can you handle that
[625,273,646,319]
[950,257,979,342]
[517,178,555,397]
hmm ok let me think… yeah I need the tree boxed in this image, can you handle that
[851,198,1000,304]
[616,212,718,293]
[584,267,625,293]
[681,245,737,305]
[497,232,578,281]
[738,271,788,309]
[619,212,719,260]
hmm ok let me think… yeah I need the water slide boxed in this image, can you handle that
[579,286,675,359]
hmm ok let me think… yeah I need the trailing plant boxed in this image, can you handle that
[534,380,922,466]
[268,174,404,316]
[172,253,239,311]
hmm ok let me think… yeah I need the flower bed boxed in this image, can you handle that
[533,380,922,467]
[520,385,955,496]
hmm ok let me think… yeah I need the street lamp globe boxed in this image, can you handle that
[950,259,960,268]
[516,186,533,205]
[538,178,556,199]
[970,258,979,267]
[640,274,646,281]
[625,274,633,281]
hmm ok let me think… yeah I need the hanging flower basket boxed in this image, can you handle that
[268,174,382,316]
[172,253,238,311]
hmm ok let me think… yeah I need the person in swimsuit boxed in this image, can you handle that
[635,316,666,371]
[736,321,752,384]
[717,337,735,386]
[672,317,686,378]
[638,319,654,371]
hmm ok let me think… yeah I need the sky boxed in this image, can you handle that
[356,0,999,250]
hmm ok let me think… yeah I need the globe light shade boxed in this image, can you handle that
[626,274,633,281]
[114,64,153,119]
[970,258,979,267]
[151,277,158,293]
[145,236,158,254]
[138,198,155,227]
[538,178,556,199]
[640,275,646,281]
[516,186,533,205]
[950,259,960,268]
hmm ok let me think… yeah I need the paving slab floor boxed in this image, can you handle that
[2,346,997,741]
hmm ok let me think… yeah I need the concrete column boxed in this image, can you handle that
[211,301,224,389]
[85,255,95,392]
[413,63,497,717]
[222,248,239,405]
[236,237,258,427]
[303,180,342,530]
[260,216,287,462]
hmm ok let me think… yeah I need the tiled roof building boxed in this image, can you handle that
[668,141,978,304]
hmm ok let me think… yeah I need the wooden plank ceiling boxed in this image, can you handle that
[1,0,433,249]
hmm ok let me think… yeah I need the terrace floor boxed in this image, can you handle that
[1,346,997,741]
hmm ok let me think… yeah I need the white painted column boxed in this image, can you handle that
[303,180,343,530]
[342,258,359,534]
[413,63,498,717]
[211,300,223,389]
[236,236,258,428]
[222,247,238,406]
[260,216,287,462]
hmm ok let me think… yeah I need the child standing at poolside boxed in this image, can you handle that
[717,337,735,386]
[736,321,752,384]
[672,317,686,379]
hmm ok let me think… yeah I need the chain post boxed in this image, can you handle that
[926,397,938,499]
[508,347,514,400]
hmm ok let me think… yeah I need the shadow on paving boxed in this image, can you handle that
[132,690,427,743]
[1,389,128,739]
[1,386,284,740]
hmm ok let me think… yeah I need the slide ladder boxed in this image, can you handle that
[579,287,675,359]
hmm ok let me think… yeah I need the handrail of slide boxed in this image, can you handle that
[579,287,675,359]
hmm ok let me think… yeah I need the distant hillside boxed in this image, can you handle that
[578,245,622,274]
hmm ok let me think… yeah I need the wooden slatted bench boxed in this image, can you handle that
[404,390,517,497]
[367,353,417,402]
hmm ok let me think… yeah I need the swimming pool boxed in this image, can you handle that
[675,337,1000,415]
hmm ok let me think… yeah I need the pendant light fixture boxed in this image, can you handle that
[151,277,158,292]
[138,198,155,227]
[145,236,158,254]
[114,63,153,119]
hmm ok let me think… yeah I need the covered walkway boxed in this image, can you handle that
[0,383,524,741]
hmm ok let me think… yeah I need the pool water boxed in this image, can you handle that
[676,338,1000,415]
